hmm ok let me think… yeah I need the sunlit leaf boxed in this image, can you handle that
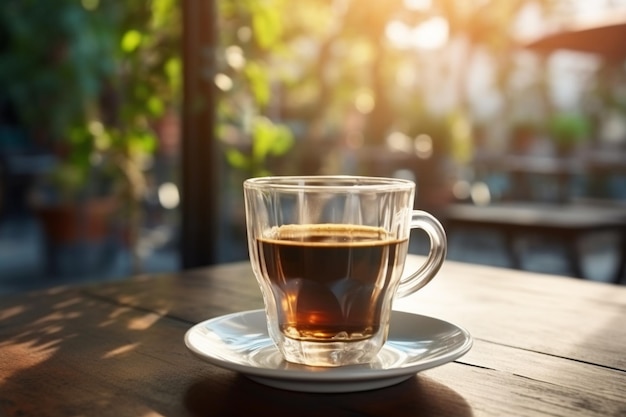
[126,130,157,155]
[251,117,294,162]
[244,62,270,107]
[147,96,165,116]
[252,6,282,49]
[269,125,294,156]
[152,0,176,29]
[165,57,182,90]
[251,117,275,161]
[121,30,143,53]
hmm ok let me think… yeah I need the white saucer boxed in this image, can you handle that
[184,309,472,393]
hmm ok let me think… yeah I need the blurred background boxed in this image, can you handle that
[1,0,625,294]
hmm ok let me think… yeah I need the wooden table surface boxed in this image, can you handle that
[1,256,625,417]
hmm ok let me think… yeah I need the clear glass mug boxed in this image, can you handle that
[244,176,447,367]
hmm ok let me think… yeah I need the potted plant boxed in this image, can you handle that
[0,0,181,275]
[546,113,592,157]
[0,1,116,274]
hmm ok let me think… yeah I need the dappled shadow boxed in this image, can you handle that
[185,373,473,417]
[79,267,264,322]
[0,285,197,416]
[1,263,475,416]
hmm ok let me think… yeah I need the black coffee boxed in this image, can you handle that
[256,224,408,342]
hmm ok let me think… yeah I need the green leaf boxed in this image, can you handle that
[123,129,157,155]
[147,96,165,116]
[225,149,250,170]
[135,132,157,153]
[244,62,270,107]
[165,57,182,90]
[121,30,142,53]
[251,117,275,162]
[251,117,294,162]
[269,125,294,156]
[152,0,176,29]
[252,6,282,49]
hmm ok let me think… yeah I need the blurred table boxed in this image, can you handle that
[1,257,625,416]
[443,202,626,283]
[472,151,626,202]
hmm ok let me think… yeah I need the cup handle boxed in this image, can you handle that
[395,210,447,298]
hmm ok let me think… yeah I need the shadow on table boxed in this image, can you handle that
[185,373,473,417]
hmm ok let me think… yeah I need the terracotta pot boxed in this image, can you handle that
[36,197,118,244]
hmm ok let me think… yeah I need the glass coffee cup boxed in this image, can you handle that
[244,175,447,367]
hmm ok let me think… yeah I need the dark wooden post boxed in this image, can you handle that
[181,0,220,267]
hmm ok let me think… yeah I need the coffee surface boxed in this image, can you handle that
[257,224,408,342]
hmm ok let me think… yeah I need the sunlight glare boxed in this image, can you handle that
[1,342,58,380]
[413,17,449,50]
[404,0,432,11]
[0,305,26,321]
[128,313,161,330]
[102,343,140,359]
[385,21,413,50]
[386,17,449,51]
[34,311,82,325]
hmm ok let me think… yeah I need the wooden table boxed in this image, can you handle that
[1,257,625,416]
[443,202,626,283]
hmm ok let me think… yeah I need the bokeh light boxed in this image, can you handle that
[214,73,233,91]
[158,183,180,210]
[414,134,434,159]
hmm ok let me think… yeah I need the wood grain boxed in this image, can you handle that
[1,256,625,416]
[395,257,626,370]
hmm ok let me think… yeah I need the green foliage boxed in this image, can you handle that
[121,30,143,53]
[244,62,271,108]
[547,113,592,145]
[214,0,573,178]
[225,117,294,177]
[217,0,296,176]
[251,5,282,49]
[0,0,117,142]
[0,0,181,202]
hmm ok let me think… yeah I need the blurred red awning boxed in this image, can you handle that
[524,13,626,63]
